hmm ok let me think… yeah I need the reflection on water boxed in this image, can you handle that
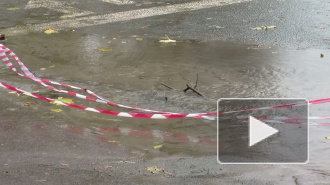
[1,31,330,157]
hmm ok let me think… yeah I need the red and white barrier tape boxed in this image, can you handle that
[1,43,330,120]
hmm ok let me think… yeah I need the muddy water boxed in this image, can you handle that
[1,32,330,160]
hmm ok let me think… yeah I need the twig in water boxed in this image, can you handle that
[183,85,190,92]
[161,82,174,90]
[184,84,205,97]
[194,74,199,89]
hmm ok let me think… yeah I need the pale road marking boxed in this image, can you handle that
[101,0,135,5]
[25,0,93,16]
[5,0,251,36]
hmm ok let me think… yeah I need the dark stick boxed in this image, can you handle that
[161,82,174,90]
[0,34,5,41]
[185,84,204,97]
[194,74,199,89]
[183,86,190,92]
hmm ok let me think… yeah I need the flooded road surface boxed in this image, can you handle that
[2,32,330,157]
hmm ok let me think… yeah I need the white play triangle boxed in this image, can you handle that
[249,116,279,147]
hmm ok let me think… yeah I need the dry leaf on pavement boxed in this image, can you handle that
[251,25,277,30]
[152,144,164,149]
[7,7,19,11]
[51,109,63,113]
[98,48,113,52]
[44,29,59,34]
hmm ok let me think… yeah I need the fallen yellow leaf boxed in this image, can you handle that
[24,102,35,106]
[159,39,177,43]
[51,109,63,113]
[61,163,69,167]
[51,97,74,105]
[152,144,164,149]
[264,25,277,29]
[7,7,19,11]
[49,65,56,68]
[147,166,171,175]
[251,25,277,30]
[98,48,113,52]
[147,166,163,174]
[60,14,75,19]
[44,29,59,34]
[325,136,330,140]
[136,37,143,41]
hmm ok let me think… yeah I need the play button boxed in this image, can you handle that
[217,98,309,164]
[249,116,279,147]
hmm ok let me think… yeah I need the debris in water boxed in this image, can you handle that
[147,166,163,173]
[152,144,164,149]
[51,97,74,105]
[159,38,177,43]
[98,48,113,52]
[60,14,75,19]
[194,74,199,89]
[320,53,324,58]
[147,166,171,176]
[105,165,112,169]
[61,163,69,167]
[7,7,20,11]
[44,29,59,34]
[251,25,277,30]
[24,102,35,106]
[183,84,204,97]
[0,34,5,41]
[159,34,177,43]
[325,136,330,140]
[161,82,174,89]
[51,109,63,113]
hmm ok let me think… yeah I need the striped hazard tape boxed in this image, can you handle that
[1,43,330,121]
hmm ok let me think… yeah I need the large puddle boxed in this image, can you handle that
[1,32,330,160]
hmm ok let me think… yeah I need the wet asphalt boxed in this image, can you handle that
[1,0,330,184]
